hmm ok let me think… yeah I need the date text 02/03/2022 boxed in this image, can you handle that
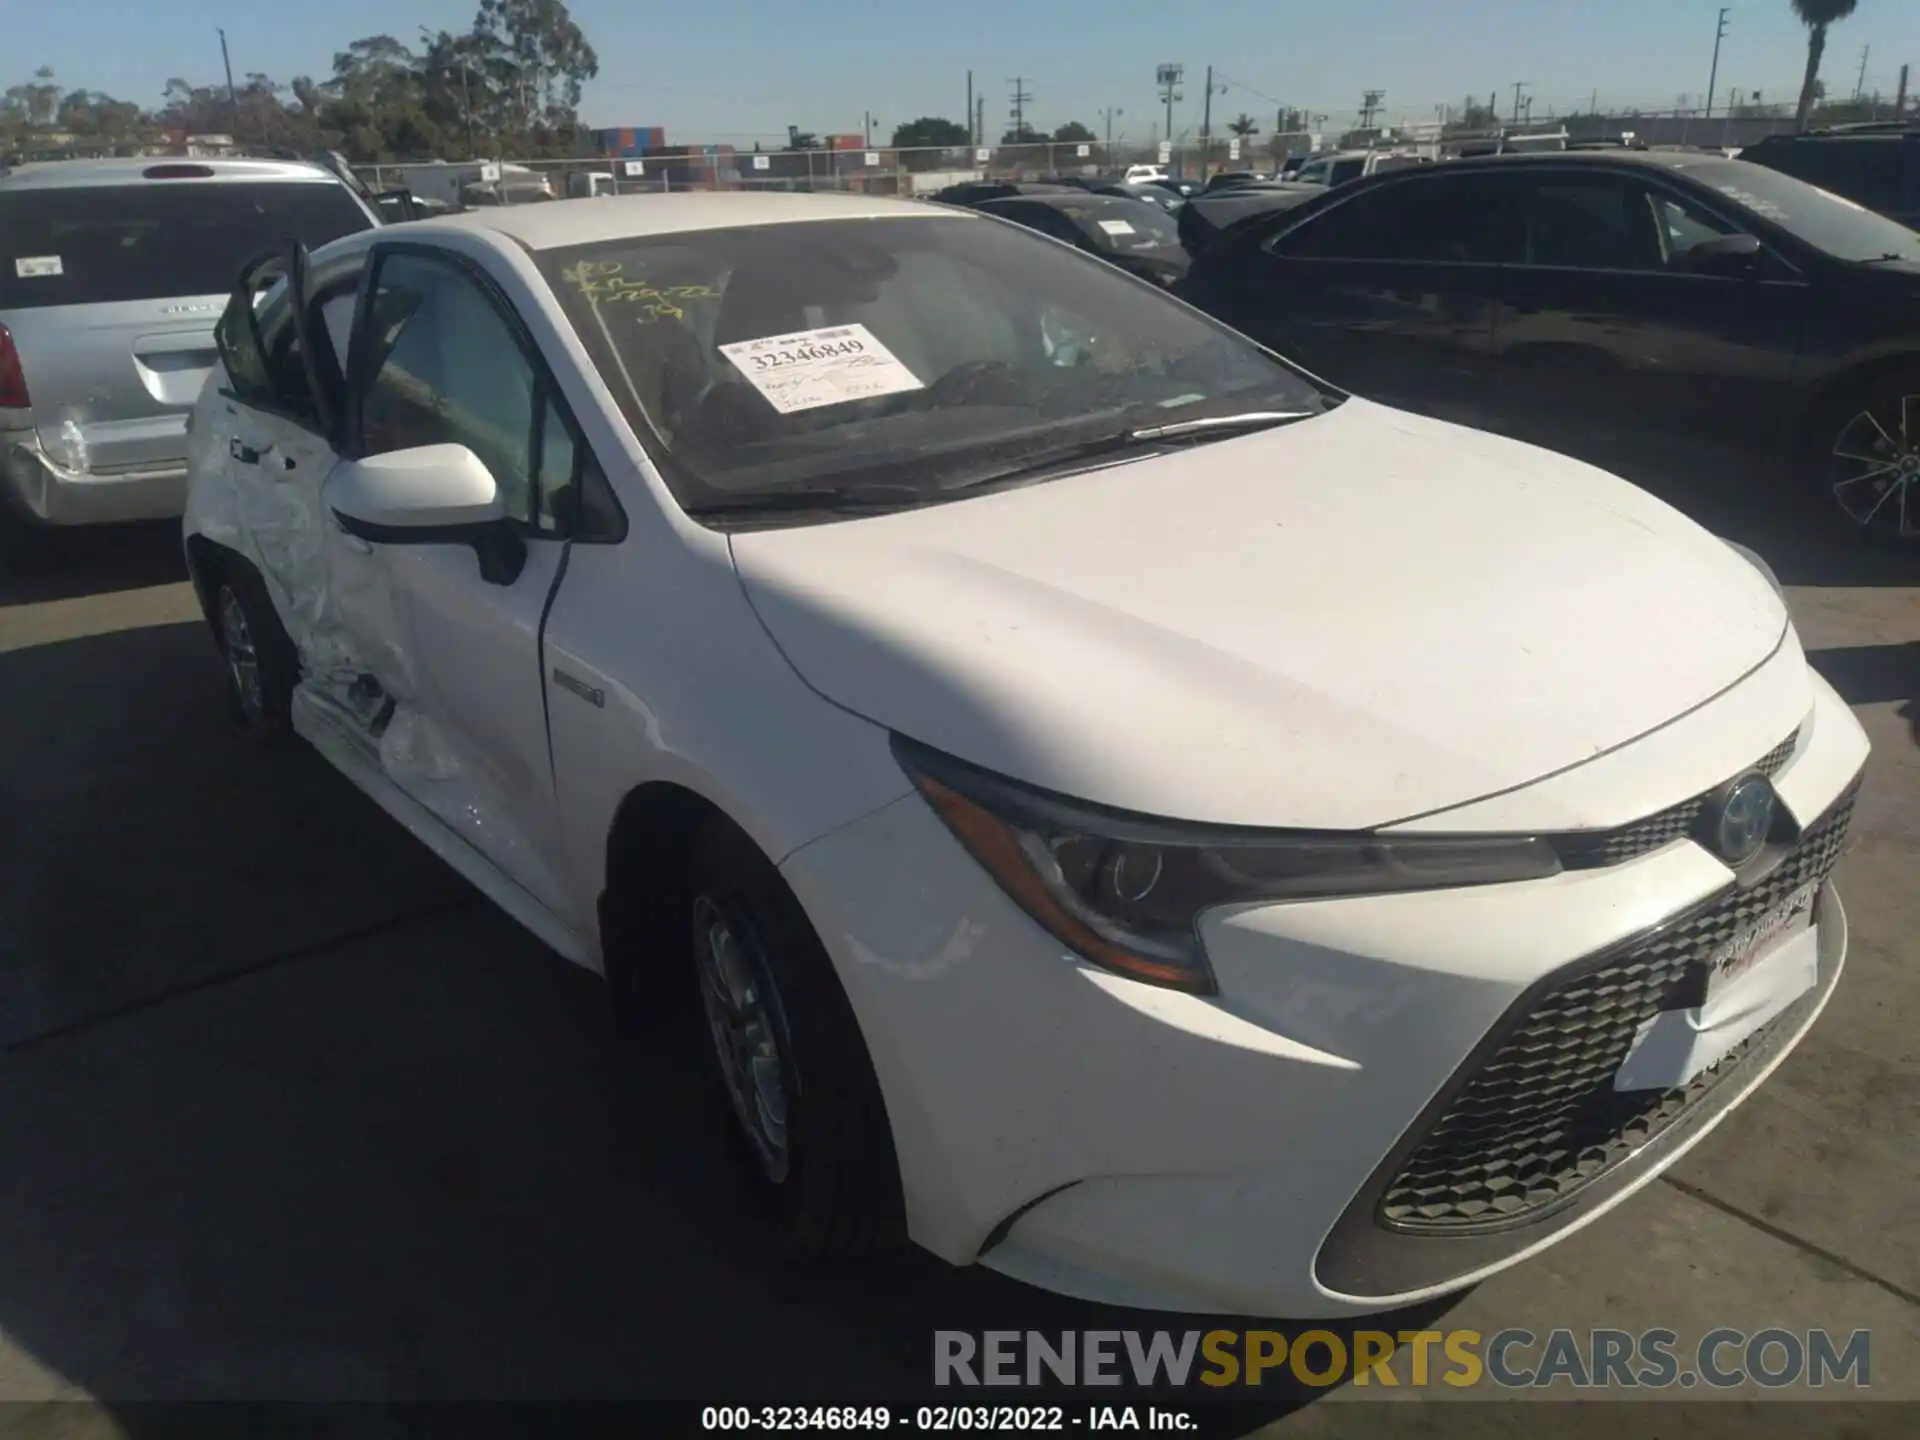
[700,1405,1198,1431]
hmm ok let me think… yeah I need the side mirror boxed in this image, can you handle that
[322,444,527,585]
[1684,232,1762,277]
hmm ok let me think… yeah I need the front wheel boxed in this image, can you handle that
[211,563,298,742]
[1823,371,1920,545]
[686,820,906,1257]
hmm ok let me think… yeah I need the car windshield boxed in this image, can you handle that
[0,180,372,309]
[539,213,1328,515]
[1695,160,1920,263]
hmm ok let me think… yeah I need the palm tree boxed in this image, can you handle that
[1227,113,1260,139]
[1791,0,1859,130]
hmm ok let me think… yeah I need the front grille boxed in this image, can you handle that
[1554,730,1800,869]
[1379,781,1856,1234]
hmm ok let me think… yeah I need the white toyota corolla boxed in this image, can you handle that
[182,193,1868,1318]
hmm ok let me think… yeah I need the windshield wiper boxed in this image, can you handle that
[687,483,925,517]
[1127,410,1318,440]
[935,409,1321,498]
[1853,252,1917,266]
[690,411,1321,517]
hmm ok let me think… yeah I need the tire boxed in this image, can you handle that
[1818,365,1920,546]
[685,818,906,1258]
[0,503,56,578]
[210,560,299,743]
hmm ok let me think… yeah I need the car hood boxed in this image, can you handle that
[729,399,1790,829]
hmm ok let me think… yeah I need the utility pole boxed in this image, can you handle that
[976,96,985,149]
[422,27,476,161]
[1854,45,1870,102]
[966,71,973,145]
[1510,82,1528,124]
[1008,77,1033,139]
[863,110,873,146]
[1589,88,1598,116]
[1156,63,1184,154]
[1200,65,1215,156]
[1897,63,1910,117]
[1705,7,1729,119]
[1100,106,1123,153]
[218,29,240,141]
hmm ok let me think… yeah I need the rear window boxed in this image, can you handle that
[1743,139,1907,213]
[0,180,373,310]
[1051,198,1182,252]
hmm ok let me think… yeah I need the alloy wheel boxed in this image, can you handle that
[1831,395,1920,541]
[218,587,264,723]
[691,894,794,1184]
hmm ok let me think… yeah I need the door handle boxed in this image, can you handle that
[229,437,274,465]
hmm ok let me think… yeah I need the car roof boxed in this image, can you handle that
[402,190,959,250]
[977,191,1141,213]
[0,156,343,190]
[1747,123,1918,143]
[1425,149,1741,178]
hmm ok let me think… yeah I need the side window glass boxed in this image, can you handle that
[534,390,577,536]
[216,284,276,405]
[357,252,539,524]
[1274,179,1517,263]
[260,307,318,424]
[1646,191,1736,267]
[1519,177,1663,270]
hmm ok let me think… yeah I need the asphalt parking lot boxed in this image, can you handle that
[1,438,1916,1438]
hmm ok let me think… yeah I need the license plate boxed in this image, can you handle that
[1704,880,1818,1001]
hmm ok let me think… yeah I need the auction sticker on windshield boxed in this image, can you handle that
[1097,219,1137,236]
[718,323,924,415]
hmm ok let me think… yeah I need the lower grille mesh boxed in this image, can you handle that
[1379,783,1856,1233]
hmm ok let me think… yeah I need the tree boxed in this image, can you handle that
[1791,0,1859,129]
[1052,120,1096,143]
[891,116,968,150]
[1226,113,1259,139]
[0,1,604,165]
[1000,122,1041,144]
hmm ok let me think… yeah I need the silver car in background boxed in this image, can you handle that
[0,157,378,555]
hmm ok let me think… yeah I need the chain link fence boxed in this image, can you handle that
[356,138,1310,206]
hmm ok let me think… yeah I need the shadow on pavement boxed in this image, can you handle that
[1807,642,1920,751]
[0,622,1456,1433]
[0,520,189,609]
[1479,422,1920,591]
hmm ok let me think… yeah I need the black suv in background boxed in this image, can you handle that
[1740,122,1920,229]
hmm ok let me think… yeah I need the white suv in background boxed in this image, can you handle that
[183,192,1867,1318]
[0,156,377,563]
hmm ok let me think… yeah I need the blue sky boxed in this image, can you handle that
[14,0,1920,145]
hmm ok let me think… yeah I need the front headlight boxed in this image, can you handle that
[893,736,1562,994]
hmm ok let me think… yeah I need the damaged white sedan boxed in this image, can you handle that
[183,193,1869,1318]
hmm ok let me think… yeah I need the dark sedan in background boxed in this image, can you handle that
[969,191,1191,285]
[1176,181,1324,256]
[1179,151,1920,543]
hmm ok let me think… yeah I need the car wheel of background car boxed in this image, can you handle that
[211,562,299,742]
[1824,366,1920,546]
[0,504,58,577]
[686,818,906,1258]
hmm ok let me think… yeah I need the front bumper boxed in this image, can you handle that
[777,670,1869,1318]
[2,433,189,526]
